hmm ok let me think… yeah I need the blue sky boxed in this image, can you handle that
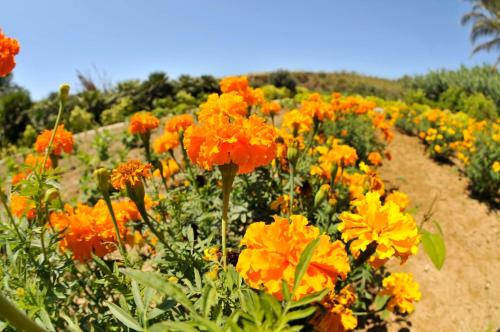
[1,0,496,99]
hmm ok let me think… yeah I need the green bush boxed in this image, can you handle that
[438,86,467,111]
[100,97,134,125]
[19,124,37,147]
[458,92,497,120]
[0,88,32,146]
[69,106,95,132]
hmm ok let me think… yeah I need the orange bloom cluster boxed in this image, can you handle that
[0,29,20,77]
[153,130,179,154]
[164,114,194,133]
[12,154,53,185]
[282,109,313,134]
[129,112,160,135]
[301,93,333,121]
[367,151,382,166]
[236,215,350,300]
[50,200,140,261]
[198,92,248,122]
[310,285,358,332]
[184,114,276,174]
[381,273,421,314]
[261,101,281,116]
[310,140,358,181]
[10,195,36,219]
[111,160,152,190]
[34,125,74,156]
[220,76,264,106]
[341,166,385,201]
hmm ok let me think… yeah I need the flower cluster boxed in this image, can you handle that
[310,285,358,332]
[111,160,152,190]
[338,191,419,267]
[34,125,74,156]
[129,112,160,135]
[381,272,421,314]
[219,76,264,106]
[236,215,350,300]
[0,28,20,77]
[310,139,358,181]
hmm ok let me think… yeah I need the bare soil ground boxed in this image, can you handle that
[379,130,500,332]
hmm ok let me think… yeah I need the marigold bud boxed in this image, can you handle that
[314,184,330,207]
[94,168,111,196]
[59,83,70,102]
[44,188,60,203]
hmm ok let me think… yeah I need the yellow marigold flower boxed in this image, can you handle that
[10,195,36,219]
[34,125,74,156]
[310,285,358,332]
[206,266,220,280]
[261,101,281,116]
[111,160,152,190]
[381,272,421,314]
[183,114,276,174]
[338,192,419,266]
[203,246,219,262]
[153,158,179,179]
[301,93,333,121]
[219,76,264,106]
[129,112,160,135]
[282,109,313,135]
[0,28,20,77]
[50,200,140,262]
[367,152,382,166]
[311,140,358,181]
[386,191,410,211]
[164,114,194,133]
[492,161,500,173]
[236,215,350,300]
[434,145,442,153]
[198,92,248,122]
[153,131,180,154]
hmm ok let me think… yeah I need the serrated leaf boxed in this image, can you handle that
[293,237,320,295]
[421,230,446,270]
[107,302,143,331]
[122,269,195,312]
[289,288,329,308]
[283,306,317,322]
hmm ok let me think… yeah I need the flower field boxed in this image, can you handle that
[1,28,499,332]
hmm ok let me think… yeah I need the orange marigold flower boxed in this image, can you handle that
[164,114,194,133]
[111,160,152,190]
[310,140,358,181]
[367,151,382,166]
[11,172,26,185]
[10,195,36,219]
[310,285,358,332]
[381,272,421,314]
[282,109,313,135]
[25,154,53,170]
[338,192,419,267]
[129,112,160,135]
[183,114,276,174]
[34,125,74,156]
[219,76,264,106]
[198,92,248,122]
[50,200,140,262]
[261,101,281,116]
[153,131,179,154]
[236,215,350,300]
[0,29,20,77]
[301,93,333,121]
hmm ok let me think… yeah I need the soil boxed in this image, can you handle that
[378,130,500,332]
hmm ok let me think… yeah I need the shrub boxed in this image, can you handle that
[459,92,497,120]
[100,97,134,125]
[68,106,94,132]
[0,88,31,146]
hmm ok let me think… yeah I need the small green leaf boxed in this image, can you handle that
[201,284,218,317]
[289,288,329,308]
[421,230,446,270]
[283,306,317,322]
[106,302,143,331]
[123,269,195,311]
[60,314,83,332]
[149,321,198,332]
[131,280,144,314]
[281,279,292,302]
[293,237,320,295]
[372,294,390,311]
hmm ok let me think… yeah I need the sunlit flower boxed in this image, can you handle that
[310,285,358,332]
[386,191,410,211]
[282,109,313,135]
[0,29,20,77]
[153,131,179,154]
[236,215,350,300]
[301,93,333,121]
[184,114,276,174]
[34,125,74,156]
[367,152,382,166]
[164,114,194,133]
[220,76,264,106]
[111,160,152,190]
[261,101,281,117]
[492,161,500,173]
[381,272,421,314]
[310,140,358,181]
[129,112,160,135]
[338,191,419,267]
[203,246,219,262]
[153,158,179,180]
[10,195,36,219]
[50,200,140,261]
[198,92,248,122]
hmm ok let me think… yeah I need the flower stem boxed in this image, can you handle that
[219,163,238,270]
[41,90,66,174]
[0,292,47,332]
[103,197,129,266]
[288,163,294,218]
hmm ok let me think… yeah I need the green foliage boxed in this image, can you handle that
[19,124,37,147]
[459,92,497,120]
[0,88,32,146]
[68,106,95,132]
[421,228,446,270]
[100,97,134,125]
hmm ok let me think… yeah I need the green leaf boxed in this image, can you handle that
[293,237,320,295]
[201,284,218,317]
[106,302,143,331]
[372,294,390,311]
[281,279,292,302]
[123,269,195,312]
[283,306,317,322]
[131,280,144,314]
[60,314,83,332]
[289,288,329,309]
[92,254,112,275]
[149,321,198,332]
[260,292,282,316]
[421,230,446,270]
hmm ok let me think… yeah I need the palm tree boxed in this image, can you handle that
[461,0,500,66]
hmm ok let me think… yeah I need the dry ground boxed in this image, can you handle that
[379,130,500,332]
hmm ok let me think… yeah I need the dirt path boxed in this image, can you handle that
[379,130,500,332]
